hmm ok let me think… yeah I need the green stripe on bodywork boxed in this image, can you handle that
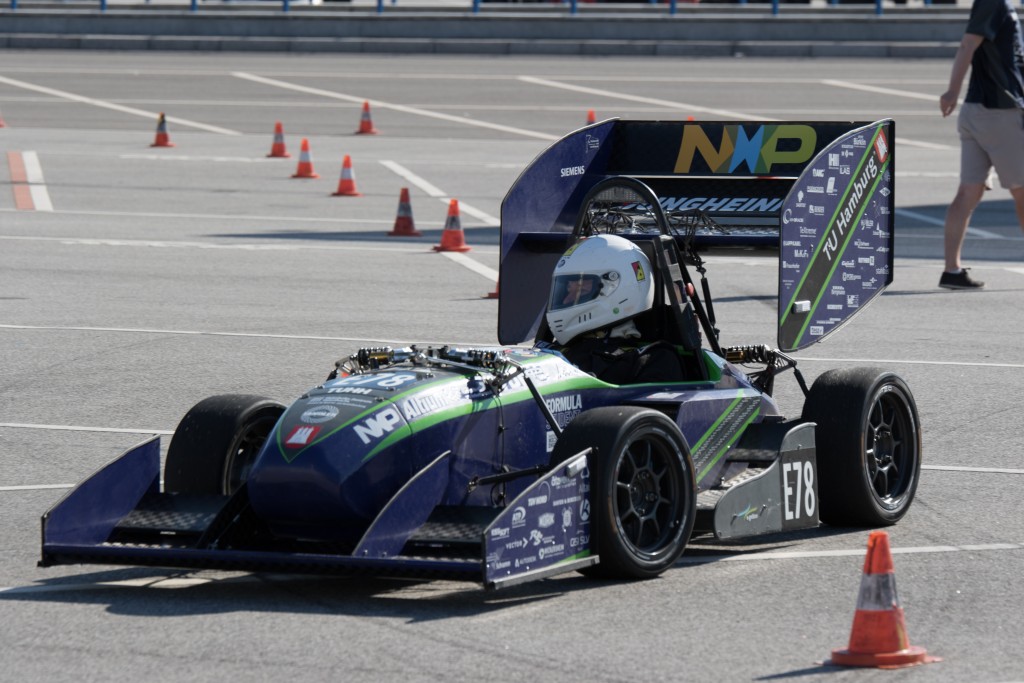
[363,375,609,460]
[277,375,461,461]
[689,393,761,482]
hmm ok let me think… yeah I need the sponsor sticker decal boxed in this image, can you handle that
[300,405,340,424]
[284,425,321,448]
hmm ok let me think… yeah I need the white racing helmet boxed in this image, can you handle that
[546,234,655,345]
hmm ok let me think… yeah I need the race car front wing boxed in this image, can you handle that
[39,437,596,590]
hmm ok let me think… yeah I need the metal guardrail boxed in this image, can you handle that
[1,0,964,16]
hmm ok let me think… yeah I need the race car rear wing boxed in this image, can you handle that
[498,118,895,352]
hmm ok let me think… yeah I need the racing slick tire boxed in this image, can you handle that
[801,368,921,527]
[164,394,285,496]
[551,406,696,580]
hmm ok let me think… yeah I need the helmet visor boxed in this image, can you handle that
[549,273,604,311]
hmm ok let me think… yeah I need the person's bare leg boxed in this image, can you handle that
[944,182,986,272]
[1010,186,1024,234]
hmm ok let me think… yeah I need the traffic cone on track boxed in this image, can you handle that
[388,187,421,236]
[331,155,362,196]
[291,138,319,178]
[828,532,939,669]
[0,107,7,128]
[267,121,290,158]
[151,112,175,148]
[586,109,596,125]
[484,279,499,299]
[355,101,379,135]
[433,199,472,253]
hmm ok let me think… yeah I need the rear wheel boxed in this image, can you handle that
[164,394,285,495]
[551,406,696,579]
[802,368,921,526]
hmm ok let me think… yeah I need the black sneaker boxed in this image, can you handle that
[939,269,985,290]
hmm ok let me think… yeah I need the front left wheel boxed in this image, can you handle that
[164,394,285,495]
[551,406,696,580]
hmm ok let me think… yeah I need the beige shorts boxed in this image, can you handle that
[959,102,1024,189]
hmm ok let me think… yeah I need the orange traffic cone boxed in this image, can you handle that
[292,138,319,178]
[828,532,939,669]
[267,121,290,158]
[388,187,421,236]
[433,199,471,253]
[355,101,379,135]
[0,107,7,128]
[331,155,362,196]
[586,109,596,125]
[151,112,175,148]
[485,280,499,299]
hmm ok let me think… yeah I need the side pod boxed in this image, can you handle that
[703,422,819,540]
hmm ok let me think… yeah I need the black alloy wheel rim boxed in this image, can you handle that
[866,389,915,509]
[613,431,684,558]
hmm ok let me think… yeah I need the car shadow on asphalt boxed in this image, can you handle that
[0,564,613,621]
[2,526,873,621]
[681,524,871,564]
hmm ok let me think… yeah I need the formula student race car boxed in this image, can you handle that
[41,118,921,589]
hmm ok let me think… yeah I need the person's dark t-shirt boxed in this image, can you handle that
[965,0,1024,108]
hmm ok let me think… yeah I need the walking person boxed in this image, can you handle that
[939,0,1024,290]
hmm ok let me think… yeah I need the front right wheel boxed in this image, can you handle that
[551,406,696,580]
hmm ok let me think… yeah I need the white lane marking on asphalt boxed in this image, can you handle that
[0,234,502,279]
[0,422,172,436]
[379,160,500,226]
[923,465,1024,475]
[793,356,1024,369]
[0,208,399,226]
[19,151,54,211]
[819,80,953,150]
[821,79,939,101]
[380,160,446,197]
[895,171,959,178]
[233,72,558,141]
[1006,267,1024,277]
[0,484,73,491]
[21,151,45,184]
[440,252,499,281]
[0,75,242,135]
[29,185,53,212]
[517,76,766,120]
[453,201,500,226]
[119,154,279,163]
[0,234,500,254]
[894,138,951,150]
[678,543,1022,564]
[0,324,495,348]
[895,207,1002,239]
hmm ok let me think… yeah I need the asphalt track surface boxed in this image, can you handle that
[1,52,1023,682]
